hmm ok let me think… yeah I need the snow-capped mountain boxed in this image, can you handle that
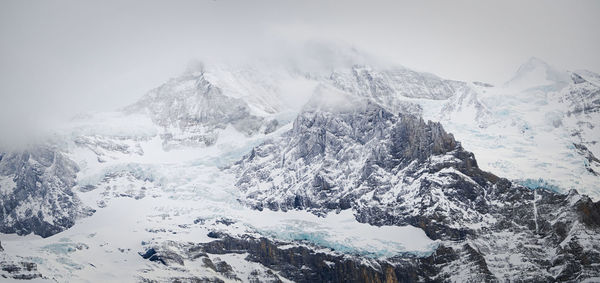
[123,67,281,149]
[233,92,473,238]
[0,53,599,282]
[232,90,600,280]
[118,56,600,200]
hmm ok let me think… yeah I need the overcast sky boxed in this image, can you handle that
[1,0,599,138]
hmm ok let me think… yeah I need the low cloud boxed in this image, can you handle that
[0,0,598,147]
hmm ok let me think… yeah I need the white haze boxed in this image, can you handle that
[0,0,599,146]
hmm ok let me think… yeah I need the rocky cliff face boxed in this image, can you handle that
[139,234,429,283]
[0,147,93,237]
[232,99,600,281]
[561,71,600,118]
[233,97,483,237]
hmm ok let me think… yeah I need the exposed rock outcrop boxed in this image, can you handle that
[0,147,94,237]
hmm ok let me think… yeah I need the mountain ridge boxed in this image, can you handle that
[0,55,599,281]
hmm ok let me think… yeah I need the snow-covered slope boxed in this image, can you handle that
[432,58,600,198]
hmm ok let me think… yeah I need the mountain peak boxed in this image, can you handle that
[520,56,549,69]
[183,59,206,76]
[504,56,569,90]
